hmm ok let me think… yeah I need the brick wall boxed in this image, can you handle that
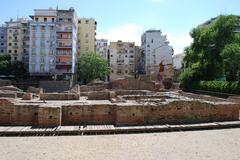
[40,93,80,100]
[37,107,61,127]
[62,105,116,125]
[0,98,239,127]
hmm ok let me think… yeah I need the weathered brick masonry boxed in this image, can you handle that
[0,94,239,127]
[0,99,60,126]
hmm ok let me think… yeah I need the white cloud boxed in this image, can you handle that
[164,32,193,55]
[97,24,192,55]
[97,24,143,45]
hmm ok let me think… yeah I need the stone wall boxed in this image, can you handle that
[0,80,11,87]
[0,98,239,127]
[109,78,161,91]
[40,93,80,100]
[62,105,116,125]
[37,107,61,127]
[0,99,60,127]
[39,80,71,93]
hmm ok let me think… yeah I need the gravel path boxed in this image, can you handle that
[0,128,240,160]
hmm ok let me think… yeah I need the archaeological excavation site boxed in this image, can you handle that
[0,79,240,135]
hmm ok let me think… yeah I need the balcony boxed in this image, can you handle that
[117,59,124,64]
[56,61,72,65]
[56,27,72,33]
[57,44,72,48]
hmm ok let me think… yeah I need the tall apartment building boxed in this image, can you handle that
[0,26,7,55]
[29,9,57,76]
[56,8,78,80]
[77,18,97,55]
[29,8,78,80]
[6,18,30,66]
[141,30,174,81]
[96,39,108,59]
[109,40,135,80]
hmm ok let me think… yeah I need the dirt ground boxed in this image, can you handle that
[0,128,240,160]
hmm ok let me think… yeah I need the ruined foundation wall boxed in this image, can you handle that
[0,99,60,127]
[40,93,80,100]
[62,105,116,125]
[0,98,239,126]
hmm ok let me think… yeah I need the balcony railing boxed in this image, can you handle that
[56,27,72,32]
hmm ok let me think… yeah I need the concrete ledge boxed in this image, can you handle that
[0,121,240,136]
[0,92,17,98]
[40,93,80,100]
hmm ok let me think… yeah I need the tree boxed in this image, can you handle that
[220,43,240,81]
[180,15,240,87]
[77,52,110,84]
[0,55,27,77]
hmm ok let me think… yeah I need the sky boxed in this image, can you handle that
[0,0,240,54]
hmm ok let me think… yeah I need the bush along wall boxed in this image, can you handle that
[187,81,240,94]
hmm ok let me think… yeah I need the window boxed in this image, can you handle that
[52,18,55,22]
[9,30,12,33]
[15,36,17,40]
[14,50,17,53]
[151,39,154,43]
[86,20,89,24]
[78,20,81,24]
[44,18,47,22]
[85,33,89,38]
[68,18,72,22]
[14,43,17,46]
[41,26,45,30]
[111,55,113,57]
[8,50,12,53]
[35,18,38,22]
[1,43,3,46]
[9,36,12,39]
[0,50,3,53]
[8,43,12,46]
[130,55,134,58]
[125,70,128,73]
[1,36,4,39]
[125,55,127,58]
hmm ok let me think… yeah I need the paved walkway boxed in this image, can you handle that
[0,128,240,160]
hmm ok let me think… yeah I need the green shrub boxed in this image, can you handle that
[179,68,201,89]
[198,81,240,94]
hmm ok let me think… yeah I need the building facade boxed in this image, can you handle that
[29,9,57,76]
[109,41,135,80]
[96,39,108,59]
[6,18,30,64]
[29,8,78,80]
[56,8,78,80]
[141,30,174,81]
[77,18,97,55]
[0,26,7,55]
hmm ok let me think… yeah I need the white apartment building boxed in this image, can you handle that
[141,30,174,81]
[96,39,108,59]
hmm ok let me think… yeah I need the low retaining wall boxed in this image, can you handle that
[40,93,80,100]
[0,99,61,127]
[0,98,239,127]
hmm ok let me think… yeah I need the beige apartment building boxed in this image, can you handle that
[6,18,30,65]
[77,18,97,55]
[109,40,135,80]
